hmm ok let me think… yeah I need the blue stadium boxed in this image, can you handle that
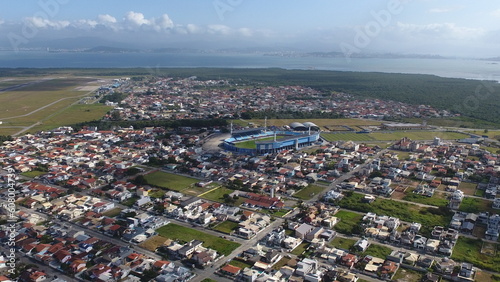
[223,124,320,155]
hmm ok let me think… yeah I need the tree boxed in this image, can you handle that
[133,175,148,185]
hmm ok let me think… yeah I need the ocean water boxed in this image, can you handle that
[1,51,499,81]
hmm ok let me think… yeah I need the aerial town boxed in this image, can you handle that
[0,76,499,282]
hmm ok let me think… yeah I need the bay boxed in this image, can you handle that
[0,51,499,82]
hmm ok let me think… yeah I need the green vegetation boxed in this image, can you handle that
[321,131,469,142]
[20,170,47,178]
[229,258,254,269]
[458,182,478,195]
[321,132,375,142]
[75,117,228,131]
[294,185,325,200]
[402,192,449,207]
[363,244,392,258]
[333,210,364,235]
[272,257,291,270]
[459,197,497,214]
[388,150,412,160]
[0,77,103,135]
[2,68,500,124]
[403,117,500,130]
[370,131,468,141]
[481,146,500,154]
[259,208,290,217]
[102,208,123,218]
[121,196,139,207]
[199,187,244,206]
[329,237,356,250]
[201,279,218,282]
[234,136,284,149]
[213,221,239,234]
[391,268,424,281]
[156,223,240,256]
[451,237,500,272]
[28,103,112,133]
[144,171,199,192]
[291,242,310,256]
[339,192,452,235]
[148,189,166,199]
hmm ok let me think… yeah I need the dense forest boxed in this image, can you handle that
[73,118,228,131]
[2,68,499,123]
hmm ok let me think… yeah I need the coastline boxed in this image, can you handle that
[0,51,499,82]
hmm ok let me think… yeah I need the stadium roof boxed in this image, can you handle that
[290,122,305,129]
[232,127,265,135]
[303,122,319,128]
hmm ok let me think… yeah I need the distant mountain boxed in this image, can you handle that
[482,57,500,61]
[264,51,449,59]
[26,37,125,50]
[150,48,200,53]
[83,46,141,53]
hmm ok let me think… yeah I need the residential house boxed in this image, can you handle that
[295,223,314,239]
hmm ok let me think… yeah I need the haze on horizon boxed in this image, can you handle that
[1,0,500,58]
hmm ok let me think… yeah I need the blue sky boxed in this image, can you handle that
[1,0,500,56]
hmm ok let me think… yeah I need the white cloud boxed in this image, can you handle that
[124,11,150,27]
[238,27,253,37]
[207,24,232,35]
[186,23,201,34]
[97,14,117,24]
[122,11,175,32]
[75,19,98,29]
[153,14,174,31]
[25,17,70,29]
[396,22,484,40]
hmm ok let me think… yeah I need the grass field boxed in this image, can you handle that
[102,208,123,218]
[482,146,500,154]
[459,197,497,214]
[321,132,375,142]
[329,237,356,250]
[294,185,325,200]
[402,191,449,207]
[388,150,412,160]
[339,192,452,236]
[199,187,244,206]
[20,170,47,178]
[363,243,393,258]
[229,258,254,269]
[333,210,364,235]
[138,235,171,252]
[458,182,478,195]
[212,220,239,234]
[392,268,424,281]
[144,171,199,192]
[0,76,107,135]
[27,104,112,133]
[234,136,285,149]
[321,131,469,142]
[156,223,240,256]
[451,237,500,272]
[291,242,310,256]
[272,257,290,270]
[370,131,468,141]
